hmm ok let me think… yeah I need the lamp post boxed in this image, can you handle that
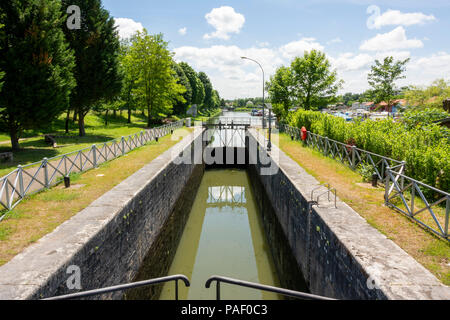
[266,103,272,151]
[241,56,265,129]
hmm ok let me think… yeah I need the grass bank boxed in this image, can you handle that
[0,127,193,266]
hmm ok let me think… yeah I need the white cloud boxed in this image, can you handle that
[115,18,144,39]
[203,6,245,40]
[280,37,324,59]
[372,9,436,29]
[360,27,423,51]
[178,27,187,36]
[330,53,373,71]
[327,37,342,45]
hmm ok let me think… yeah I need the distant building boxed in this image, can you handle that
[372,99,406,112]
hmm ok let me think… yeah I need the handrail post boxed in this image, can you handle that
[384,166,391,204]
[175,279,179,301]
[43,158,49,188]
[18,165,24,198]
[445,196,449,239]
[351,145,356,169]
[121,137,125,155]
[216,280,221,301]
[92,145,97,168]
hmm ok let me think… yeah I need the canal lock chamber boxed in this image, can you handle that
[124,131,309,300]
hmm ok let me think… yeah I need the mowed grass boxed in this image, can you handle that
[0,112,155,177]
[0,127,193,266]
[271,131,450,285]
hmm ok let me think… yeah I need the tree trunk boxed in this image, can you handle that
[127,106,132,124]
[10,125,20,151]
[65,108,71,134]
[78,111,86,137]
[113,109,117,118]
[73,109,78,122]
[105,110,109,126]
[147,104,151,128]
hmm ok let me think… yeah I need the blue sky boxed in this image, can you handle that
[103,0,450,99]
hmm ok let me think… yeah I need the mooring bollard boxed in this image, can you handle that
[64,176,71,188]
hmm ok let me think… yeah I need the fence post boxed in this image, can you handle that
[17,165,24,198]
[324,137,329,156]
[351,146,356,169]
[400,161,406,190]
[5,180,10,210]
[43,158,49,188]
[445,196,449,239]
[92,145,97,168]
[384,166,391,204]
[121,137,125,155]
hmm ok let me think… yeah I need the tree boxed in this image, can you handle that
[405,79,450,110]
[129,30,185,126]
[118,40,139,123]
[179,62,204,106]
[172,62,192,115]
[0,0,76,150]
[198,72,213,110]
[267,66,293,119]
[367,56,409,110]
[61,0,122,136]
[290,50,342,110]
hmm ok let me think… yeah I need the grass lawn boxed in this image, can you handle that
[271,131,450,285]
[0,111,173,177]
[0,127,193,266]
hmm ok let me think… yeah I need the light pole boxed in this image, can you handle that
[266,103,272,151]
[241,56,265,129]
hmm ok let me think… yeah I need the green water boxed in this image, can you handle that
[159,169,281,300]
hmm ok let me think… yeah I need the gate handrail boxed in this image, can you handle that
[205,275,335,300]
[42,274,190,300]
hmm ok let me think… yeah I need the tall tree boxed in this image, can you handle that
[0,0,76,149]
[179,62,204,106]
[129,30,185,126]
[61,0,122,136]
[368,56,409,110]
[119,40,139,123]
[290,50,342,110]
[172,62,192,115]
[198,71,213,110]
[267,66,293,119]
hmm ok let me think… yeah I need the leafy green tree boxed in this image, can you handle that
[179,62,204,106]
[290,50,342,110]
[368,56,409,110]
[0,0,76,149]
[172,62,192,115]
[118,40,139,123]
[61,0,122,136]
[267,66,293,119]
[405,79,450,110]
[198,72,213,110]
[129,30,185,126]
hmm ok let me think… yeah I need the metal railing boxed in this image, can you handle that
[279,123,405,183]
[0,120,184,219]
[42,274,190,300]
[385,169,449,240]
[205,275,335,300]
[279,122,450,240]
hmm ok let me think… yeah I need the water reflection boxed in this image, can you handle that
[159,169,280,300]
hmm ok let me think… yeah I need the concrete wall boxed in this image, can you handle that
[0,128,205,300]
[247,129,450,300]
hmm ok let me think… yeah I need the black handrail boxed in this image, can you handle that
[42,274,190,300]
[205,275,335,300]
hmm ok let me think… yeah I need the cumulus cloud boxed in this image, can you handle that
[115,18,144,39]
[330,53,373,71]
[360,26,423,51]
[371,9,436,29]
[279,37,324,59]
[203,6,245,40]
[178,27,187,36]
